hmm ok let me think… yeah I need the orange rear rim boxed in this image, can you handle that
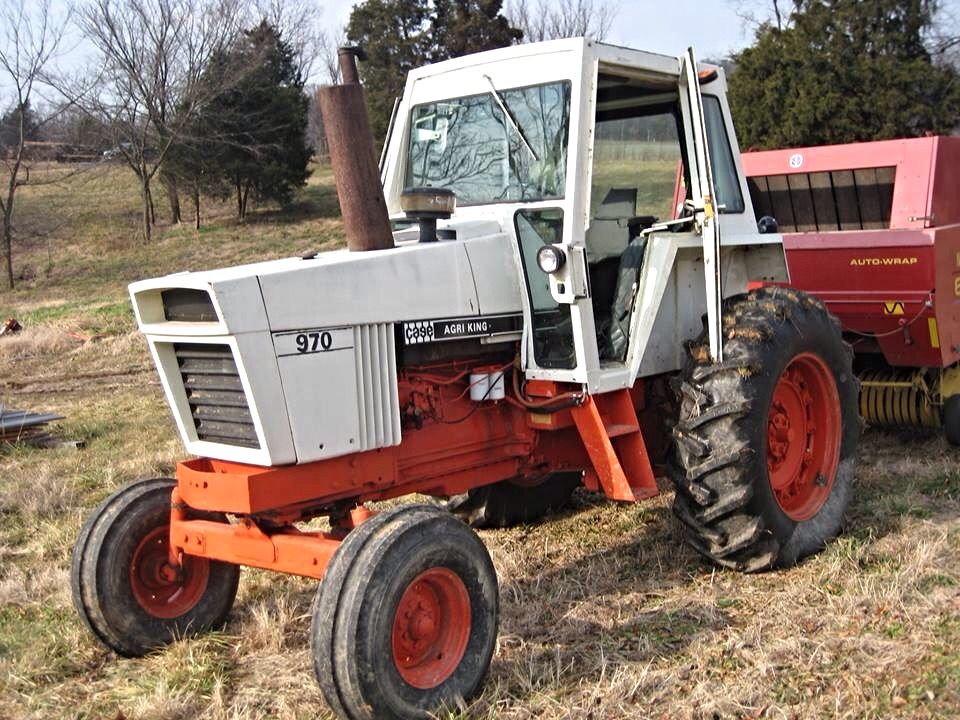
[391,567,471,689]
[130,525,210,619]
[766,353,841,521]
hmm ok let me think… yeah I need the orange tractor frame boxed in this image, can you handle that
[165,373,658,585]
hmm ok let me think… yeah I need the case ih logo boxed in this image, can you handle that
[849,256,918,266]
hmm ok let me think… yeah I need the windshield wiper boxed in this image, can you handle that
[482,74,539,162]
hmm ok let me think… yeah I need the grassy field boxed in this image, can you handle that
[0,163,958,719]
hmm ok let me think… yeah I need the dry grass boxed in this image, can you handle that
[0,164,958,720]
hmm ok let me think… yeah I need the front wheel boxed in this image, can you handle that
[71,477,240,656]
[311,504,498,720]
[670,287,859,571]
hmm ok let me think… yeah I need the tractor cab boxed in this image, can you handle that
[380,38,786,394]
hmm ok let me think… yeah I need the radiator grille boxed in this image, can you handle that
[174,343,259,448]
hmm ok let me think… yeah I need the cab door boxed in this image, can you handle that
[514,205,596,383]
[514,47,725,390]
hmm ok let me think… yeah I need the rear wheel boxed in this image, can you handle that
[670,287,859,571]
[446,471,581,528]
[311,504,498,720]
[71,477,240,656]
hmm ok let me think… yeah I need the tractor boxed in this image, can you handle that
[71,38,859,719]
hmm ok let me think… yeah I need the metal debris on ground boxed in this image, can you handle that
[0,406,80,449]
[0,318,21,336]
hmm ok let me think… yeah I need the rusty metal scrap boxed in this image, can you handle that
[0,406,65,445]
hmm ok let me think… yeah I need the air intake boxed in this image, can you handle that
[162,288,217,322]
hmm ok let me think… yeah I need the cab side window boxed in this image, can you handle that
[702,96,744,214]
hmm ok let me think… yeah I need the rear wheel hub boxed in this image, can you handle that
[766,353,841,521]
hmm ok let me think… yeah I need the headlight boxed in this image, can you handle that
[536,245,566,274]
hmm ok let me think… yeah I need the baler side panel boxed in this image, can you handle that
[931,137,960,228]
[934,225,960,367]
[783,231,939,367]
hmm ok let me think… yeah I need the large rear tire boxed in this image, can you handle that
[670,287,859,571]
[311,504,498,720]
[71,477,240,656]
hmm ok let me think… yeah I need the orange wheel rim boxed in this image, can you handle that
[130,525,209,619]
[766,353,842,521]
[391,567,471,689]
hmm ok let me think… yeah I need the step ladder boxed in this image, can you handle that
[570,389,659,502]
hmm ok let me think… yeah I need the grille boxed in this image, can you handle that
[174,343,259,448]
[355,323,401,450]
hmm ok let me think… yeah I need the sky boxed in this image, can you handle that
[5,0,959,101]
[321,0,768,61]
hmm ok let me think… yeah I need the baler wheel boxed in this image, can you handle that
[943,395,960,446]
[311,504,498,720]
[446,471,582,528]
[670,286,859,571]
[71,477,240,656]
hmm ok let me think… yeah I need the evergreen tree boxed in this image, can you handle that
[0,101,38,149]
[728,0,960,149]
[175,20,311,221]
[346,0,521,144]
[431,0,523,61]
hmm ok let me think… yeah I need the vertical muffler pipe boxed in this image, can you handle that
[317,47,394,252]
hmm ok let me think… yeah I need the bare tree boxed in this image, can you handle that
[732,0,790,31]
[0,0,73,289]
[929,1,960,64]
[506,0,619,42]
[307,28,344,161]
[254,0,330,82]
[78,0,245,242]
[317,28,343,86]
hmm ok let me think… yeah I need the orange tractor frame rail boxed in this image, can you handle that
[167,379,659,581]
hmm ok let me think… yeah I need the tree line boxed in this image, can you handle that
[727,0,960,148]
[0,0,325,290]
[0,0,620,289]
[0,0,957,291]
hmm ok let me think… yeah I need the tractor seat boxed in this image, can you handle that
[599,237,647,362]
[586,187,638,261]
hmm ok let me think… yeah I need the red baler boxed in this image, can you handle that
[742,136,960,439]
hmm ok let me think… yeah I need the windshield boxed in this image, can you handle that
[406,80,571,206]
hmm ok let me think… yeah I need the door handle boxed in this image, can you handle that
[548,245,589,303]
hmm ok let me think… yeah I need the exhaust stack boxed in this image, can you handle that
[317,47,394,252]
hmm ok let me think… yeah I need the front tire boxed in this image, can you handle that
[670,287,859,571]
[311,504,498,720]
[71,477,240,656]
